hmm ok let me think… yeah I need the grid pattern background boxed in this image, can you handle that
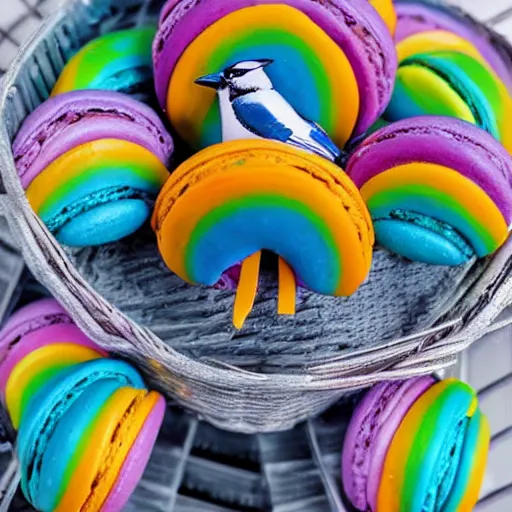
[0,0,511,510]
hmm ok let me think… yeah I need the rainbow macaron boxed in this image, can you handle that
[152,139,374,327]
[52,27,157,102]
[342,377,490,512]
[395,0,512,93]
[13,90,173,247]
[153,0,397,150]
[347,116,512,266]
[385,21,512,151]
[0,299,165,512]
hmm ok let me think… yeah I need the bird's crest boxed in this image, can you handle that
[225,59,274,78]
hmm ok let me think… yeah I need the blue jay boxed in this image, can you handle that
[195,59,343,163]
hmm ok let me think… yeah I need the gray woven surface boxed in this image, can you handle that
[70,229,475,371]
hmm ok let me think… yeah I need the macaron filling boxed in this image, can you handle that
[44,186,154,239]
[374,210,475,265]
[428,417,469,510]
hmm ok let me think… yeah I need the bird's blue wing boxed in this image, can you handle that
[232,96,293,142]
[307,122,341,159]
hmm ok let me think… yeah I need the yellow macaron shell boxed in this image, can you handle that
[6,343,102,429]
[397,30,485,64]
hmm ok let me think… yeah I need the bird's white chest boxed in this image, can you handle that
[217,89,262,142]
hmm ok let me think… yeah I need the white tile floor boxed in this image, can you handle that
[0,0,511,509]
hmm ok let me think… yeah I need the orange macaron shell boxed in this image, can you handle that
[152,140,374,297]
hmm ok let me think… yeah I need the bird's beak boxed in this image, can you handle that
[195,73,226,89]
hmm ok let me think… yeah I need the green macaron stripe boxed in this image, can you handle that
[401,52,500,138]
[53,391,118,507]
[19,365,70,424]
[68,27,156,90]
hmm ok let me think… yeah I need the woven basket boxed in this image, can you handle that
[1,0,512,434]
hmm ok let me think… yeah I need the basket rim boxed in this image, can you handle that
[0,0,511,397]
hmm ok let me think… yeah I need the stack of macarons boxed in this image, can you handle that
[11,0,512,328]
[0,298,166,512]
[386,1,512,151]
[152,0,397,150]
[13,90,173,247]
[342,376,490,512]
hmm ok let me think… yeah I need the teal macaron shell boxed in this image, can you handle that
[374,217,474,266]
[402,381,484,512]
[443,408,488,512]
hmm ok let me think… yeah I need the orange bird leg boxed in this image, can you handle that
[233,251,262,329]
[277,258,296,316]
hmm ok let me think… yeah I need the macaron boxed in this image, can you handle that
[152,139,374,327]
[52,27,157,102]
[153,0,397,149]
[346,116,512,266]
[342,377,490,512]
[386,19,512,152]
[395,0,512,92]
[13,90,173,247]
[385,51,510,145]
[0,299,166,512]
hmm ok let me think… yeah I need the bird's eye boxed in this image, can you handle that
[227,69,245,79]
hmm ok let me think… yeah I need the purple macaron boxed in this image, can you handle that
[346,116,512,266]
[395,0,512,92]
[153,0,397,138]
[0,298,107,400]
[341,376,436,511]
[13,90,174,247]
